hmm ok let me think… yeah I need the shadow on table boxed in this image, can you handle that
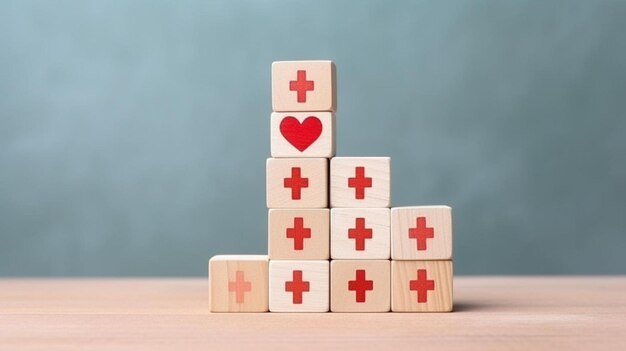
[453,301,504,313]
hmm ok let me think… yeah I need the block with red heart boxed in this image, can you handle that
[271,112,335,158]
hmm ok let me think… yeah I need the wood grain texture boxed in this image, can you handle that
[391,260,453,312]
[331,208,390,259]
[271,60,336,112]
[330,260,390,312]
[1,277,626,350]
[268,209,330,260]
[269,260,329,312]
[330,157,390,208]
[208,255,268,312]
[266,158,328,208]
[270,112,335,158]
[391,206,453,260]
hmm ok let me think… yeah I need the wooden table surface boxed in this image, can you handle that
[1,277,625,350]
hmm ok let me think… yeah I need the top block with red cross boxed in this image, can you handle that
[272,60,336,112]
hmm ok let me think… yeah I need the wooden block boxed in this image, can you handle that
[270,112,335,158]
[208,255,268,312]
[330,260,390,312]
[391,260,453,312]
[266,158,328,208]
[268,209,329,260]
[269,260,329,312]
[271,60,336,112]
[330,208,390,259]
[330,157,390,208]
[391,206,453,260]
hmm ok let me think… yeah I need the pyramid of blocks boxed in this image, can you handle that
[209,60,453,313]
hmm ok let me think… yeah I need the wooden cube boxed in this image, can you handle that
[331,208,390,259]
[270,112,335,158]
[330,260,390,312]
[266,158,328,208]
[391,206,453,260]
[391,260,453,312]
[330,157,390,208]
[269,260,329,312]
[209,255,268,312]
[268,209,329,260]
[271,60,336,112]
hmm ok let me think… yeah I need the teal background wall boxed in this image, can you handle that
[1,0,625,276]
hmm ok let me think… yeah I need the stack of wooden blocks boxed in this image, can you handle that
[209,60,453,313]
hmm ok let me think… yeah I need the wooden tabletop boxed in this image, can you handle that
[1,277,625,350]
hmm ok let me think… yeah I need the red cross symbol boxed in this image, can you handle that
[286,217,311,251]
[348,167,372,200]
[348,217,373,251]
[348,269,374,303]
[228,270,252,304]
[289,70,314,103]
[408,217,435,251]
[283,167,309,200]
[285,270,310,304]
[410,269,435,303]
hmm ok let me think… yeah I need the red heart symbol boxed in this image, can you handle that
[280,116,323,152]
